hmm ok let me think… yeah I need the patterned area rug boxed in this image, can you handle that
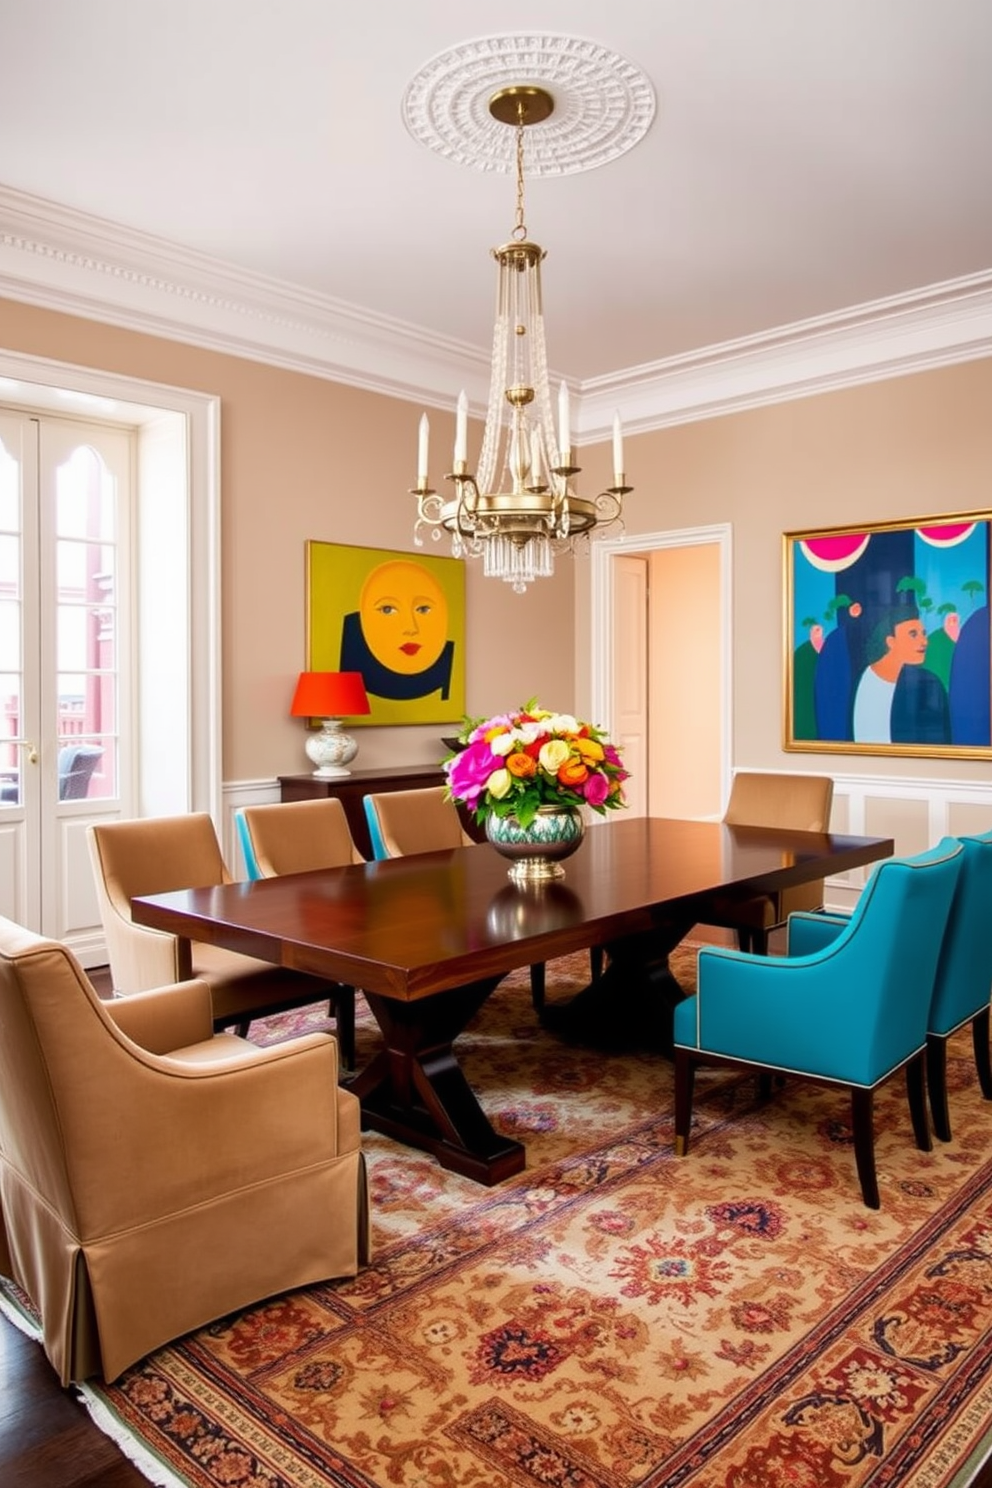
[7,944,992,1487]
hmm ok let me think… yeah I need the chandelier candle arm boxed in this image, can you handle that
[418,414,430,485]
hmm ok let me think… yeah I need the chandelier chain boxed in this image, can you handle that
[513,110,527,241]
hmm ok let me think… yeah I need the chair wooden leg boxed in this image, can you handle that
[973,1007,992,1099]
[906,1050,932,1151]
[235,1020,251,1038]
[673,1050,695,1156]
[589,946,604,982]
[757,1072,773,1100]
[926,1034,952,1143]
[735,928,753,954]
[530,962,546,1014]
[751,929,769,956]
[850,1086,880,1209]
[334,986,356,1072]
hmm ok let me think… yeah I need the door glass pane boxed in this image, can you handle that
[0,597,19,670]
[56,447,115,540]
[56,735,111,801]
[0,673,20,805]
[0,532,20,598]
[54,445,118,803]
[0,438,17,530]
[0,435,21,806]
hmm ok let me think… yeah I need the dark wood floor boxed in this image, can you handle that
[0,1318,147,1488]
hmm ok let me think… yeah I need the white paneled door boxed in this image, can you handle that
[612,553,649,817]
[0,410,130,950]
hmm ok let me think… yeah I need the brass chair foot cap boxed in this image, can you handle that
[674,1136,688,1157]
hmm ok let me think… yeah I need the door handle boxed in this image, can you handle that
[19,740,38,765]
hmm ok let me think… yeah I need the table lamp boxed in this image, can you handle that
[290,671,370,777]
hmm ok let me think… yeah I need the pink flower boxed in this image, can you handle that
[445,742,501,811]
[583,771,610,807]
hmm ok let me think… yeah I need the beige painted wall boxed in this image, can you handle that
[5,294,991,798]
[574,357,992,792]
[0,298,575,780]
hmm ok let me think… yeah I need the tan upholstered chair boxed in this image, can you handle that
[363,787,601,1013]
[237,796,365,876]
[363,785,474,860]
[87,813,355,1061]
[0,916,369,1385]
[699,771,835,953]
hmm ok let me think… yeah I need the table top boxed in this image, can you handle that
[132,816,893,1002]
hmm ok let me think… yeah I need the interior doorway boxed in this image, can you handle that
[591,525,732,820]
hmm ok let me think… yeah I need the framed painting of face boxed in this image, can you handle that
[305,541,465,725]
[784,512,992,759]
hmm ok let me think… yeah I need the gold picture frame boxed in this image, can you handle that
[784,511,991,758]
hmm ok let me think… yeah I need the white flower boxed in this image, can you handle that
[489,732,516,757]
[487,767,513,799]
[539,739,571,774]
[546,713,579,735]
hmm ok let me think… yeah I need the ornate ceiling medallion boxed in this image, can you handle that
[401,33,656,177]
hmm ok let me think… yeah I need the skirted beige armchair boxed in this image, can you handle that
[0,916,369,1385]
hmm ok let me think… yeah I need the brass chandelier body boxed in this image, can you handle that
[412,85,631,593]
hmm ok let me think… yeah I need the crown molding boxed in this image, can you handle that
[577,272,992,441]
[1,186,990,437]
[0,185,492,412]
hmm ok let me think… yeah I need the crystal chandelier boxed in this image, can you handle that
[411,84,632,594]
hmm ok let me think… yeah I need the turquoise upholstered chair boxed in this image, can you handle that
[672,839,964,1208]
[774,831,992,1144]
[926,831,992,1140]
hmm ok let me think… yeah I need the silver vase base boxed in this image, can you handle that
[507,859,567,885]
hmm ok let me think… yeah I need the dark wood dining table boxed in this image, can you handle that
[132,816,893,1185]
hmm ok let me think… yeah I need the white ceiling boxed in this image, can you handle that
[2,0,992,425]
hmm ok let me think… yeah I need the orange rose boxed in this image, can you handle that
[557,757,589,788]
[574,737,605,764]
[506,751,537,778]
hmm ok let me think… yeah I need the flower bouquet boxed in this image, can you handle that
[443,701,628,828]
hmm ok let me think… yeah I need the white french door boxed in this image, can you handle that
[0,409,131,944]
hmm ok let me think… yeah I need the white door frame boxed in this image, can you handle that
[590,525,734,812]
[0,351,222,819]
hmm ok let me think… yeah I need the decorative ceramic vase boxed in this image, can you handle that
[485,805,585,884]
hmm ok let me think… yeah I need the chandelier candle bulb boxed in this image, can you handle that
[529,426,542,486]
[612,411,624,487]
[558,381,571,463]
[454,390,469,465]
[418,414,430,484]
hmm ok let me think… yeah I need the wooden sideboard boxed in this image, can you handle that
[278,764,480,860]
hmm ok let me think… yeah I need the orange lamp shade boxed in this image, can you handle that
[290,671,370,719]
